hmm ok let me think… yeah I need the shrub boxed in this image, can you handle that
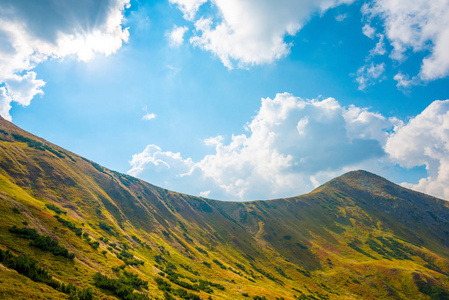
[93,271,149,300]
[54,215,82,236]
[88,240,100,250]
[0,249,90,299]
[155,277,200,300]
[212,259,226,269]
[9,226,74,259]
[12,134,65,158]
[0,249,51,282]
[195,247,208,256]
[99,221,114,233]
[415,279,449,299]
[132,235,142,244]
[116,250,144,266]
[46,204,66,215]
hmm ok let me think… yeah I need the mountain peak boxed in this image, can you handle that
[318,169,396,193]
[337,169,388,182]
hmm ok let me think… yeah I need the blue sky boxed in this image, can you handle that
[1,0,449,200]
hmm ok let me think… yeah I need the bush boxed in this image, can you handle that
[132,235,142,244]
[88,240,100,250]
[112,264,126,272]
[9,226,74,259]
[46,204,66,215]
[212,259,226,269]
[195,247,208,256]
[0,249,51,282]
[155,277,200,300]
[54,215,82,236]
[68,288,93,300]
[93,271,148,300]
[12,134,65,158]
[116,250,144,266]
[0,249,90,298]
[416,279,449,300]
[99,221,114,233]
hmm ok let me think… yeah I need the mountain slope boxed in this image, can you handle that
[1,116,449,300]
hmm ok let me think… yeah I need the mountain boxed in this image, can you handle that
[1,116,449,300]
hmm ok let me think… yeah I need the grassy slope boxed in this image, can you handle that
[0,117,449,300]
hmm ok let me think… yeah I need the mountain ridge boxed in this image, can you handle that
[1,117,449,299]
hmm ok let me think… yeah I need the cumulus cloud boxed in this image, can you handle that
[142,113,157,121]
[355,63,386,90]
[129,144,193,176]
[0,87,13,121]
[129,93,400,200]
[168,25,188,47]
[129,94,449,201]
[169,0,356,69]
[363,0,449,83]
[393,72,415,89]
[142,105,157,121]
[169,0,207,21]
[199,190,211,198]
[0,0,130,120]
[386,100,449,199]
[4,72,46,106]
[128,144,211,195]
[362,24,376,39]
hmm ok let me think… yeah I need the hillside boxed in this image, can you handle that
[1,116,449,300]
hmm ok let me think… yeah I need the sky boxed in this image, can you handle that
[1,0,449,201]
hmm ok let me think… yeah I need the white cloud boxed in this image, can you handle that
[369,34,386,57]
[173,0,356,69]
[142,113,157,121]
[168,25,189,47]
[363,0,449,82]
[356,23,386,89]
[169,0,207,21]
[129,94,449,201]
[0,87,13,121]
[355,62,386,90]
[128,144,208,196]
[362,24,376,39]
[393,72,415,88]
[385,100,449,199]
[0,0,130,120]
[4,72,45,106]
[335,13,348,22]
[128,144,194,178]
[129,93,399,200]
[199,190,211,198]
[204,135,224,146]
[142,105,157,121]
